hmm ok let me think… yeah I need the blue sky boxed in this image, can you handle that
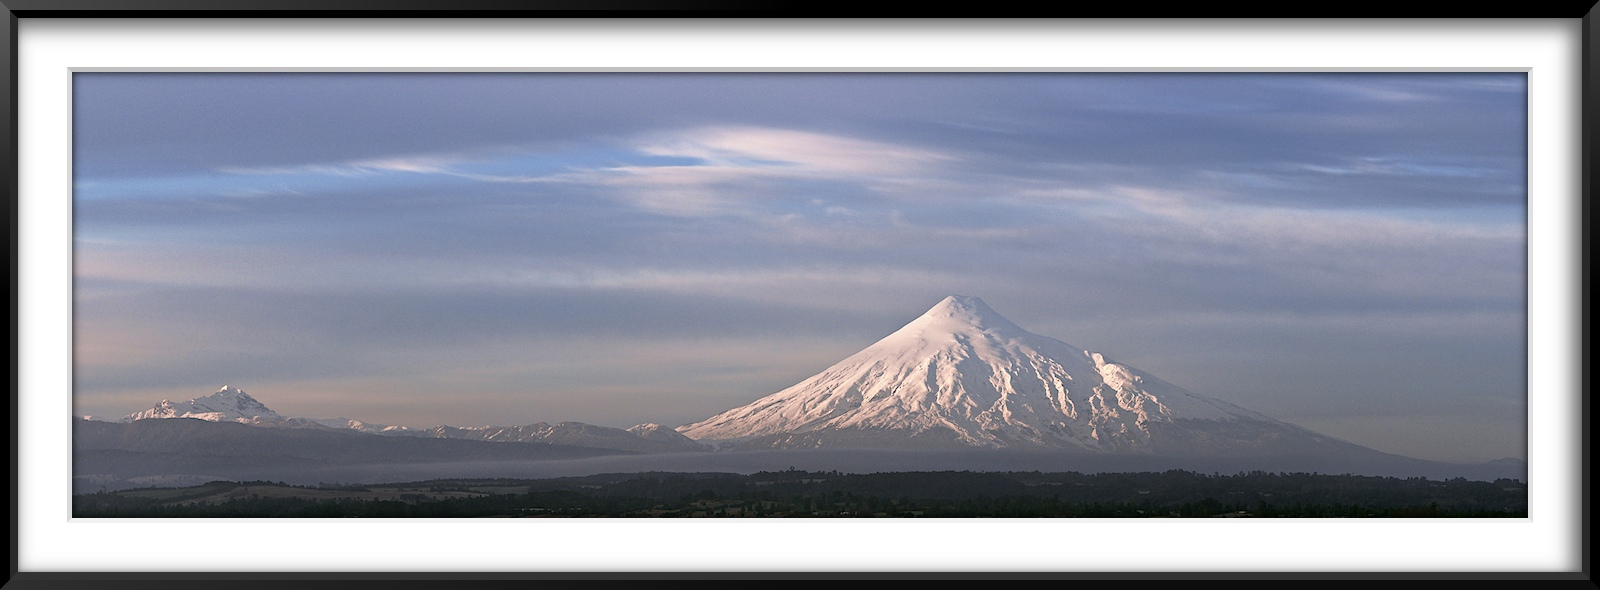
[71,73,1527,462]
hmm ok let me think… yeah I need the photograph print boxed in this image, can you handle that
[70,72,1529,519]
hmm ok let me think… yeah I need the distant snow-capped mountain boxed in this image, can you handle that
[628,423,702,446]
[123,385,285,424]
[678,295,1383,458]
[298,417,426,434]
[420,422,707,453]
[115,385,704,453]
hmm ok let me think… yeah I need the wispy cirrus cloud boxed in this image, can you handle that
[217,154,464,177]
[197,127,960,216]
[1288,156,1508,179]
[491,126,965,216]
[632,126,953,176]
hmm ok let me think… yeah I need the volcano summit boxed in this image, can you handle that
[680,295,1384,459]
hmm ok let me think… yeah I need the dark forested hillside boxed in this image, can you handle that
[74,469,1526,518]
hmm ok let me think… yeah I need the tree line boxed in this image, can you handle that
[72,469,1527,518]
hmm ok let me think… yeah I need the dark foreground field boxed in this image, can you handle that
[73,469,1527,518]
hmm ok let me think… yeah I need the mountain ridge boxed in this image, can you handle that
[122,385,284,424]
[113,385,707,454]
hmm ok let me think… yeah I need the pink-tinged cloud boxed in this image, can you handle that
[636,126,953,175]
[217,154,463,177]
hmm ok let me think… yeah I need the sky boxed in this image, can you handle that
[70,72,1527,463]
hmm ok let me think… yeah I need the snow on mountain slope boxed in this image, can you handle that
[628,422,703,446]
[115,386,702,453]
[678,295,1353,455]
[302,417,426,435]
[424,421,708,453]
[123,385,286,424]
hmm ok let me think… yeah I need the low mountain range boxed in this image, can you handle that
[105,385,708,454]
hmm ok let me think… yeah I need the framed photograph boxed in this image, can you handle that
[7,15,1590,579]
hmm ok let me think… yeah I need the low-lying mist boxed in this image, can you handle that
[73,448,1526,494]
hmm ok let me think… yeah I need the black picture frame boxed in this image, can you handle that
[2,10,1591,584]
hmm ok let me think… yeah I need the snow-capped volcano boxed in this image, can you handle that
[123,385,285,424]
[679,295,1357,455]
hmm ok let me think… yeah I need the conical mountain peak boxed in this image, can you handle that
[924,295,1004,323]
[868,295,1033,353]
[680,295,1288,451]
